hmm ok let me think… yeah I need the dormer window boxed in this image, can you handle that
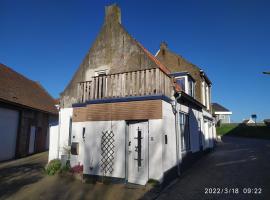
[170,72,195,98]
[176,77,185,91]
[188,77,195,98]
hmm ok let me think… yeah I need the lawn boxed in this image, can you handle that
[216,123,270,140]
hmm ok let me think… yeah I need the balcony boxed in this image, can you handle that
[77,68,174,103]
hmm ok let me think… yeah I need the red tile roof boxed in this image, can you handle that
[136,42,171,75]
[135,42,182,92]
[0,63,58,114]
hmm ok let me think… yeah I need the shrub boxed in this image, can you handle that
[264,119,270,127]
[45,159,62,175]
[59,162,71,173]
[147,179,160,187]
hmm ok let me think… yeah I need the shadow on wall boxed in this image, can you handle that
[220,123,270,140]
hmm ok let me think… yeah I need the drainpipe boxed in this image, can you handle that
[173,92,181,176]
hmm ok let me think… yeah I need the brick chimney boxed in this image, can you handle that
[160,41,168,51]
[105,4,121,24]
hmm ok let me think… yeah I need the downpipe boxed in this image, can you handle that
[172,93,181,176]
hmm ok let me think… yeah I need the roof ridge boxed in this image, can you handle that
[157,48,202,71]
[0,63,58,114]
[135,41,171,75]
[34,81,56,100]
[0,63,40,85]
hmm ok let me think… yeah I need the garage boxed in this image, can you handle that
[0,107,19,161]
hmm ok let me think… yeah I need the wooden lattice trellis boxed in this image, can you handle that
[100,130,115,175]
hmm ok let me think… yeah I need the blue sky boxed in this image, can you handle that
[1,0,269,122]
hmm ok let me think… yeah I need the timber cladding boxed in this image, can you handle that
[73,100,162,122]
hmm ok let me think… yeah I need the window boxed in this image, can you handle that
[176,77,185,91]
[95,70,107,98]
[71,142,79,155]
[188,77,195,98]
[179,113,190,151]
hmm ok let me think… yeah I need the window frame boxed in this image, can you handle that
[179,112,191,152]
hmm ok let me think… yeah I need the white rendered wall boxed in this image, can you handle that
[81,120,126,178]
[48,124,59,162]
[58,108,73,157]
[178,104,202,153]
[69,122,85,166]
[189,108,201,153]
[148,119,164,181]
[161,101,177,174]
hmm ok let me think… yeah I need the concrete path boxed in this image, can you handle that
[156,136,270,200]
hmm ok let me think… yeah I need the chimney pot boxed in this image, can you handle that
[105,4,121,24]
[160,41,168,50]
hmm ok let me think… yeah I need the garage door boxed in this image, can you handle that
[0,107,19,161]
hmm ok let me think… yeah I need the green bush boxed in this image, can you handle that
[45,159,62,175]
[147,179,160,187]
[59,161,71,174]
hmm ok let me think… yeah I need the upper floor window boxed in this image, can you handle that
[188,77,195,98]
[176,77,185,91]
[95,70,107,77]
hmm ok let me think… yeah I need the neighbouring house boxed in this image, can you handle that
[49,4,216,185]
[264,119,270,126]
[242,118,255,124]
[212,103,232,124]
[155,42,212,112]
[0,63,58,161]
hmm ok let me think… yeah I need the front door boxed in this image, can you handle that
[128,121,148,185]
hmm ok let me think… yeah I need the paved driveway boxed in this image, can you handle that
[0,152,150,200]
[156,136,270,200]
[1,137,270,200]
[0,152,48,199]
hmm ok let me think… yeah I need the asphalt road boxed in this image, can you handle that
[157,136,270,200]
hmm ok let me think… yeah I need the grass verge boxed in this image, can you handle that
[217,124,270,140]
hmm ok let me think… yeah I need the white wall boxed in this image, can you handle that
[189,108,201,153]
[58,108,73,157]
[202,109,216,149]
[161,101,177,175]
[148,119,163,181]
[50,101,215,184]
[81,120,126,178]
[0,107,19,161]
[48,123,59,162]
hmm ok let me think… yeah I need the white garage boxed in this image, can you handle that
[0,107,19,161]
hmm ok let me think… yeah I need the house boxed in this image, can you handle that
[0,63,58,161]
[49,4,216,185]
[156,42,212,111]
[242,118,255,124]
[212,103,232,124]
